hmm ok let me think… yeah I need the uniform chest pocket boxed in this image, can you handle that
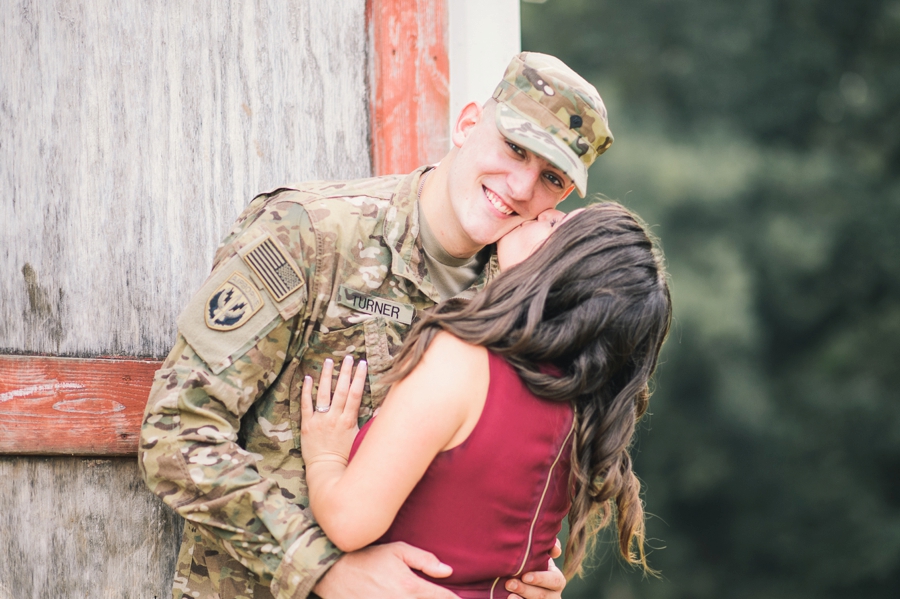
[288,317,396,446]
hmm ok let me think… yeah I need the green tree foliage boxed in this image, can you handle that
[522,1,900,597]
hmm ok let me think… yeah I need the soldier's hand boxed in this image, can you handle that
[300,355,367,467]
[312,542,459,599]
[504,542,566,599]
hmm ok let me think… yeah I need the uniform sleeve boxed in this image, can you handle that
[138,197,340,599]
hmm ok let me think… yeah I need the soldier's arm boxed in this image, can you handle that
[141,332,338,596]
[139,197,339,599]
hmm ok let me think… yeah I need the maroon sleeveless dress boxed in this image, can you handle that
[349,351,574,599]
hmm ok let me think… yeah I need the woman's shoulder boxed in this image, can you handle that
[417,332,491,451]
[427,330,485,359]
[375,331,490,453]
[416,331,488,390]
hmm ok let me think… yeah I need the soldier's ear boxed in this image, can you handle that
[451,102,483,148]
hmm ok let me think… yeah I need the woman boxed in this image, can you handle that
[300,202,672,598]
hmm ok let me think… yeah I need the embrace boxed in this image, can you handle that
[140,52,671,599]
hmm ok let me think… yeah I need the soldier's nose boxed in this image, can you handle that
[507,165,541,202]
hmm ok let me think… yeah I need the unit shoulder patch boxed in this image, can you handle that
[178,255,283,374]
[205,272,264,331]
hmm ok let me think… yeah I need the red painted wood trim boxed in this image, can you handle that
[368,0,449,175]
[0,355,161,456]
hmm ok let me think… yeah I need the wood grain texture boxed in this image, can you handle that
[1,1,371,596]
[0,456,183,599]
[0,355,160,455]
[0,0,370,358]
[369,0,449,175]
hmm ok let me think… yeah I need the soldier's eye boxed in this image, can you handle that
[544,172,563,188]
[506,142,526,158]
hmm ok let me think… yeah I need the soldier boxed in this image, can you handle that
[140,52,614,599]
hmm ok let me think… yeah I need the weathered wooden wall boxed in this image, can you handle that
[0,0,371,358]
[0,457,183,599]
[0,0,369,596]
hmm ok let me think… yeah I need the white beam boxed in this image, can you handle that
[448,0,521,144]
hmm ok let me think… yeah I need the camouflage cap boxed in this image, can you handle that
[492,52,613,197]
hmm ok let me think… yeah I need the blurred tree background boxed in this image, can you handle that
[520,0,900,597]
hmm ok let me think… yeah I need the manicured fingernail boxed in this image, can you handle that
[325,358,333,364]
[522,573,533,583]
[304,375,311,382]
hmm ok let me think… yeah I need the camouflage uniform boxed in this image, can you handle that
[139,166,499,599]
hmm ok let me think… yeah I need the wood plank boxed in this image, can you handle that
[369,0,449,175]
[0,456,183,598]
[0,1,370,358]
[0,355,160,456]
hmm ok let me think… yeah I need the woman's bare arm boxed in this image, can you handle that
[300,332,489,552]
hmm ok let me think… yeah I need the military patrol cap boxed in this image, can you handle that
[492,52,613,197]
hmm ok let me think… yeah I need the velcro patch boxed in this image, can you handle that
[178,255,282,374]
[338,285,414,325]
[241,235,303,302]
[205,272,264,331]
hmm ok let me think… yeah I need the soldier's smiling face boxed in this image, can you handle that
[445,101,574,255]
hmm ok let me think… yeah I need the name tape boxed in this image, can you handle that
[338,286,414,325]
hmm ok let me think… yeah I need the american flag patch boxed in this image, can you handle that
[241,236,303,302]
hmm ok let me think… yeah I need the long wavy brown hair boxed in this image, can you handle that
[384,201,672,578]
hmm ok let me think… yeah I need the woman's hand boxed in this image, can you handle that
[300,355,368,468]
[298,333,483,552]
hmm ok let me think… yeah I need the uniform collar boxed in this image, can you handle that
[384,166,499,301]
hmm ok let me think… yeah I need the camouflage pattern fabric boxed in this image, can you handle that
[139,167,499,599]
[492,51,613,197]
